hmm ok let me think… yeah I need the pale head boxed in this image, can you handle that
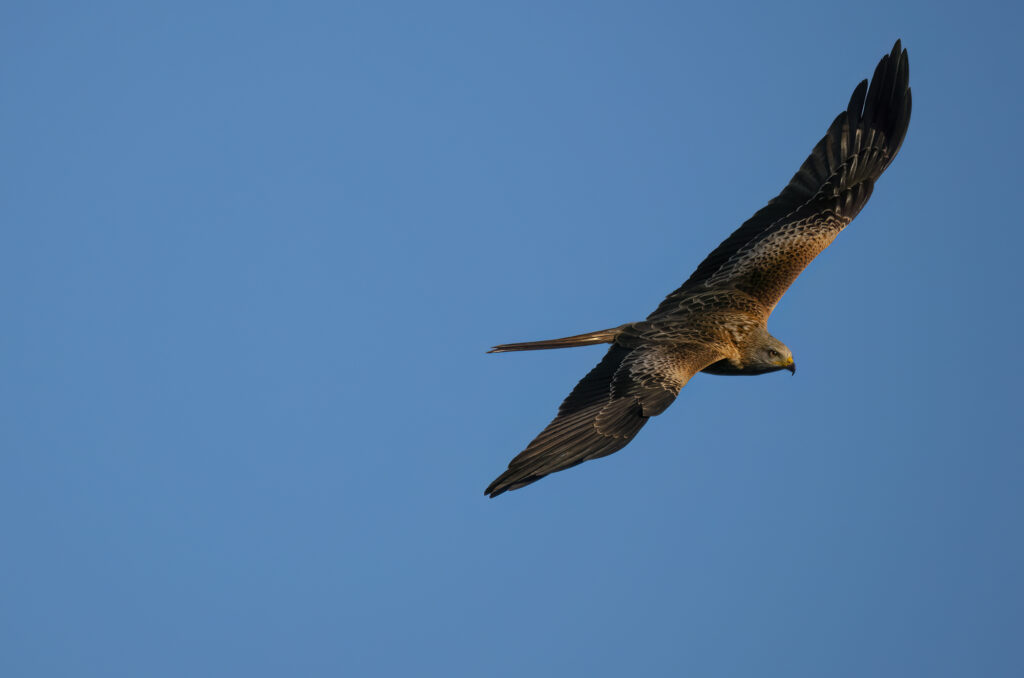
[743,328,795,375]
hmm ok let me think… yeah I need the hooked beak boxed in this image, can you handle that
[785,359,796,375]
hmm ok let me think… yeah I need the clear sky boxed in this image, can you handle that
[3,2,1022,676]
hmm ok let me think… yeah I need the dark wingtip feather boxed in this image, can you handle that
[847,79,868,119]
[484,483,507,498]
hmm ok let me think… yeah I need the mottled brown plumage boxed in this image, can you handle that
[486,42,912,497]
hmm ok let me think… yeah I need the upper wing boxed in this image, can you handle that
[650,41,911,317]
[485,342,723,497]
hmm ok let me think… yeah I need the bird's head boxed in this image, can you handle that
[745,332,796,375]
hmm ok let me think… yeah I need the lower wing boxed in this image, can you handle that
[486,342,721,496]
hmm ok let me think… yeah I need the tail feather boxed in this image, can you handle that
[488,328,620,353]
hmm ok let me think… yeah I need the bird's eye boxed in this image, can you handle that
[768,349,780,358]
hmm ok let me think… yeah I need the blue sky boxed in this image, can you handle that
[3,1,1023,676]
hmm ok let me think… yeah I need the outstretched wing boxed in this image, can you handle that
[485,343,722,497]
[651,41,911,317]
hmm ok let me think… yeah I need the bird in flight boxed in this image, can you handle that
[485,41,912,497]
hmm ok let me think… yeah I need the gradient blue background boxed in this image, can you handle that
[3,2,1022,676]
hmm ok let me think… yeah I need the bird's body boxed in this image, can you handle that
[486,42,912,497]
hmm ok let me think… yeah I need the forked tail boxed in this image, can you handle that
[488,327,620,353]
